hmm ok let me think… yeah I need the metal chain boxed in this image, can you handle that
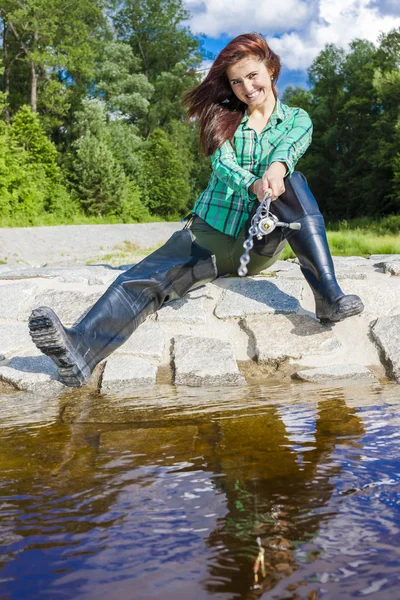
[238,195,272,277]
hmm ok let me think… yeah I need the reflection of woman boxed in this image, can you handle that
[29,33,363,387]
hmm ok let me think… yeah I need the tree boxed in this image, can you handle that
[0,0,107,121]
[140,127,191,218]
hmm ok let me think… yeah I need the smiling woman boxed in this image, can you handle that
[28,33,364,388]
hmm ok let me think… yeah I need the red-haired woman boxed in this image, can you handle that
[29,33,363,387]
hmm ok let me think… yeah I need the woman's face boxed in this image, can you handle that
[226,55,274,109]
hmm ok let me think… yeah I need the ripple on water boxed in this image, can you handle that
[0,381,399,599]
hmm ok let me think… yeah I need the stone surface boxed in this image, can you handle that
[374,260,400,276]
[244,314,341,365]
[157,296,206,323]
[0,265,122,286]
[214,278,303,319]
[370,254,399,263]
[101,356,157,394]
[332,256,370,268]
[0,323,33,357]
[26,289,103,325]
[0,281,38,321]
[173,335,246,386]
[340,279,400,318]
[294,364,374,383]
[115,322,164,360]
[370,314,400,382]
[0,355,63,393]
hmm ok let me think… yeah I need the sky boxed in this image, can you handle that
[183,0,400,92]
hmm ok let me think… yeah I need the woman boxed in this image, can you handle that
[29,33,363,387]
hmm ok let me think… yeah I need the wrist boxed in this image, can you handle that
[249,179,261,194]
[267,162,287,177]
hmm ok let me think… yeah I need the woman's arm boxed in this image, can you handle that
[263,108,313,199]
[211,140,259,195]
[268,108,313,177]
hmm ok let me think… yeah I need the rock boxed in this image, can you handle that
[173,335,246,386]
[370,254,400,263]
[115,322,164,360]
[261,260,301,274]
[336,271,367,280]
[0,281,38,321]
[332,256,370,268]
[374,260,400,277]
[101,356,157,394]
[0,265,11,275]
[0,265,122,286]
[0,323,33,357]
[157,296,206,323]
[340,279,400,318]
[243,314,341,365]
[294,364,374,383]
[0,355,63,393]
[26,289,103,325]
[214,278,303,319]
[370,314,400,382]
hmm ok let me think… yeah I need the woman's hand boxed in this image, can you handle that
[262,162,286,200]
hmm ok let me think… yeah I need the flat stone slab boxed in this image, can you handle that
[0,323,33,357]
[244,314,341,365]
[340,279,400,318]
[294,364,374,383]
[214,278,303,319]
[173,335,246,386]
[25,289,103,325]
[374,260,400,276]
[0,265,122,286]
[332,256,371,268]
[101,356,157,394]
[0,355,63,393]
[0,281,38,321]
[370,254,400,263]
[157,296,206,324]
[370,314,400,382]
[115,322,164,360]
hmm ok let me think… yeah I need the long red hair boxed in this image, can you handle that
[184,33,281,156]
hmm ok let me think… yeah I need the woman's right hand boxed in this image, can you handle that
[250,179,272,202]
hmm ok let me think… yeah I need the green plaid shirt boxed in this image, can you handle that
[192,100,313,237]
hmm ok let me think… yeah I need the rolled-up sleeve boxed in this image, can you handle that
[269,109,313,176]
[211,141,259,202]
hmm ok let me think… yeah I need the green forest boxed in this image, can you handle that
[0,0,399,228]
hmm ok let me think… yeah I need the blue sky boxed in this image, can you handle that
[184,0,400,94]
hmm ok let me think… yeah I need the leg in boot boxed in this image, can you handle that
[264,172,364,323]
[29,230,217,387]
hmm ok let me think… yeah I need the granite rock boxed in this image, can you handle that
[101,356,157,394]
[243,314,341,365]
[115,322,164,360]
[340,279,400,318]
[0,355,63,393]
[294,364,374,383]
[370,314,400,382]
[157,296,206,324]
[26,289,103,325]
[173,335,246,386]
[0,323,34,357]
[214,278,303,319]
[0,265,122,286]
[0,281,38,321]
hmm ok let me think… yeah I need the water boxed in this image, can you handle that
[0,382,399,599]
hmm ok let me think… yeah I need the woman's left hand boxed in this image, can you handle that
[262,162,286,200]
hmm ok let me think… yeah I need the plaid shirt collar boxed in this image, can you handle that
[241,99,285,130]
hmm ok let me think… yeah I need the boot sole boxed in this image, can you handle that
[28,307,91,387]
[319,299,364,324]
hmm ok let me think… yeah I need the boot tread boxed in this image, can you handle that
[28,307,90,387]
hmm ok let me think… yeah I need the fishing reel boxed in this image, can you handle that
[238,194,301,277]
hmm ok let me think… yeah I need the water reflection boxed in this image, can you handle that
[0,384,398,599]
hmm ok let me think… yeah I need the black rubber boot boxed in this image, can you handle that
[28,230,218,387]
[253,172,364,323]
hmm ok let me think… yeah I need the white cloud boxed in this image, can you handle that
[184,0,312,38]
[185,0,400,71]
